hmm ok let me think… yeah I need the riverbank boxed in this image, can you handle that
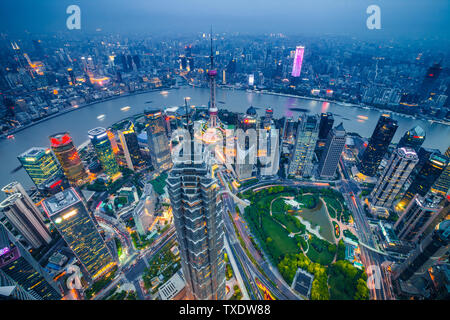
[226,87,450,127]
[1,86,176,138]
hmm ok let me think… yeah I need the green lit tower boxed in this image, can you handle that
[88,127,120,177]
[18,147,61,187]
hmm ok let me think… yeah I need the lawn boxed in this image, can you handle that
[305,235,336,266]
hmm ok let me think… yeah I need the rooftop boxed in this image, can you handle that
[42,188,81,217]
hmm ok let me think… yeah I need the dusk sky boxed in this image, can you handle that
[0,0,449,38]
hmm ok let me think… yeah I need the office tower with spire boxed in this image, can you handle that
[167,99,225,300]
[144,109,172,172]
[369,147,418,209]
[0,224,61,300]
[289,114,320,178]
[396,153,448,211]
[17,147,61,187]
[42,188,115,282]
[318,123,346,179]
[88,127,120,177]
[116,120,144,171]
[359,114,398,177]
[49,132,87,186]
[397,125,426,153]
[207,29,218,129]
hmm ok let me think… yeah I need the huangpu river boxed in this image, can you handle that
[1,86,449,196]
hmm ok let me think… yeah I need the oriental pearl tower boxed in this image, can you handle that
[207,28,218,129]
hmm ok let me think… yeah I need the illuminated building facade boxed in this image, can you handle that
[133,184,157,236]
[88,127,120,177]
[397,125,426,152]
[0,224,61,300]
[18,147,61,187]
[394,220,450,282]
[431,146,450,196]
[0,192,51,248]
[359,114,398,177]
[370,147,418,209]
[394,195,445,243]
[291,46,305,77]
[49,132,87,186]
[117,120,145,171]
[318,123,346,179]
[207,31,218,129]
[42,188,115,281]
[289,114,320,178]
[397,153,448,211]
[144,109,172,172]
[167,114,225,300]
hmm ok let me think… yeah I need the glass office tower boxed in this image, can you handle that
[42,188,115,281]
[359,114,398,177]
[88,127,120,177]
[17,147,61,187]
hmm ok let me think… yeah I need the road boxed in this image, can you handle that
[218,170,302,300]
[337,159,394,300]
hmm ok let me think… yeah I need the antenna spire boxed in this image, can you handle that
[210,26,214,69]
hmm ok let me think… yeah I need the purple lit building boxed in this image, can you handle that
[291,46,305,77]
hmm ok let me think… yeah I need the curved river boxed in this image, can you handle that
[1,87,449,195]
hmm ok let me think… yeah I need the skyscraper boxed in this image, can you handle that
[370,147,418,209]
[289,114,320,178]
[359,114,398,177]
[396,153,448,211]
[431,146,450,196]
[318,123,346,179]
[419,62,442,99]
[394,195,446,243]
[397,125,426,152]
[291,46,305,77]
[0,224,61,300]
[18,147,61,187]
[207,31,218,129]
[318,112,334,140]
[144,109,172,172]
[0,192,52,249]
[49,132,87,186]
[167,106,225,300]
[394,220,450,282]
[133,184,157,236]
[42,188,115,281]
[88,127,120,177]
[116,120,144,171]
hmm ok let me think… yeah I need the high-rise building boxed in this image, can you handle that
[235,114,257,180]
[144,109,172,172]
[431,146,450,196]
[396,153,448,211]
[207,32,218,129]
[0,192,52,248]
[394,220,450,282]
[318,123,346,179]
[419,62,442,99]
[42,188,115,281]
[289,114,320,178]
[259,128,280,177]
[0,224,61,300]
[397,125,426,152]
[18,147,61,187]
[263,107,274,129]
[359,114,398,177]
[116,120,144,171]
[318,112,334,140]
[167,109,225,300]
[291,46,305,77]
[394,195,446,243]
[49,132,87,186]
[370,147,418,209]
[88,127,120,177]
[133,184,157,236]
